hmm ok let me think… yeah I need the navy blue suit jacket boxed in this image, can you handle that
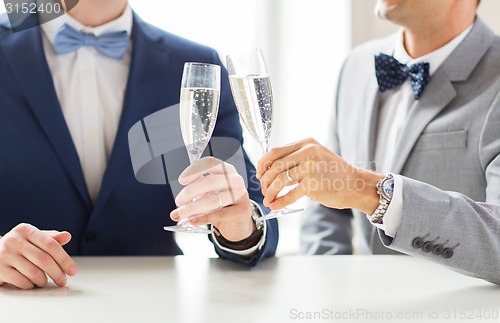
[0,13,278,266]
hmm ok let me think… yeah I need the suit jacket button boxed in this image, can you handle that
[412,237,423,249]
[85,232,97,242]
[432,244,444,255]
[442,248,454,259]
[422,241,434,253]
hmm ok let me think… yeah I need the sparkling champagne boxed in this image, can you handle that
[229,75,273,146]
[180,87,220,162]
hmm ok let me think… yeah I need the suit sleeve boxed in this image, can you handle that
[206,49,279,266]
[300,59,354,255]
[378,94,500,284]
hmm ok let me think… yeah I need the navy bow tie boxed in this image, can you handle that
[374,53,431,100]
[54,23,129,60]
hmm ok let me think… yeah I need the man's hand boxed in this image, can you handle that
[170,157,255,242]
[257,138,383,214]
[0,224,78,290]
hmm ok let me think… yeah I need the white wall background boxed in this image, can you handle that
[0,0,498,256]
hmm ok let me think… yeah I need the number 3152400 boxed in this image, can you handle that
[5,2,62,14]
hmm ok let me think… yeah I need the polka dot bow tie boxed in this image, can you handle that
[374,53,431,100]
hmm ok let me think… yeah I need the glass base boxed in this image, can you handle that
[257,206,304,222]
[163,219,213,234]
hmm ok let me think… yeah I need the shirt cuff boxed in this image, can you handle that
[211,201,267,256]
[370,174,403,238]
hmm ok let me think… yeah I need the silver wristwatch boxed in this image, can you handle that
[368,174,395,224]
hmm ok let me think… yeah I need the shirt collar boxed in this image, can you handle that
[41,5,133,45]
[392,23,474,76]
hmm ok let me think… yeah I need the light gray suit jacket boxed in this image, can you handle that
[301,18,500,284]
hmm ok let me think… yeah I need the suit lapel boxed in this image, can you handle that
[390,17,495,174]
[0,26,91,207]
[93,14,173,211]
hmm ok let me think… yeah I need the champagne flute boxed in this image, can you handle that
[226,48,303,222]
[163,62,221,233]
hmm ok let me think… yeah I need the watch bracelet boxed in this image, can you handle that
[369,174,394,224]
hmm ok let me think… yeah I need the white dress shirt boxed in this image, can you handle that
[41,7,133,203]
[372,24,473,237]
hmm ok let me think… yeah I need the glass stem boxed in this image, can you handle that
[260,138,270,155]
[178,218,190,227]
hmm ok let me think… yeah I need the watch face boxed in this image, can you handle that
[382,179,395,199]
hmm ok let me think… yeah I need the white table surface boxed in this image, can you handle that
[0,256,499,323]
